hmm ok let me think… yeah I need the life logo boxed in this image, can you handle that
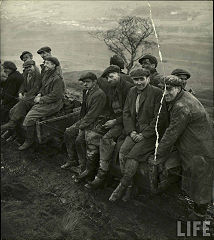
[177,221,212,237]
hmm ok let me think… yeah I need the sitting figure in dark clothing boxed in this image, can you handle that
[61,72,106,174]
[1,60,41,132]
[19,57,65,151]
[1,61,24,124]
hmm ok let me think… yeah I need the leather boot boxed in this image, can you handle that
[188,203,208,221]
[1,120,16,132]
[75,169,94,183]
[61,160,78,169]
[85,169,107,189]
[109,182,127,202]
[18,126,35,151]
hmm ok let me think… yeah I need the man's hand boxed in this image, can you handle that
[130,131,143,142]
[18,93,24,100]
[34,94,41,103]
[102,119,117,129]
[134,133,144,142]
[130,131,137,141]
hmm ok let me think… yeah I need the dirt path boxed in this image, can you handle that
[1,141,213,240]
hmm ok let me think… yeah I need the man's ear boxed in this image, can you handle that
[151,63,156,69]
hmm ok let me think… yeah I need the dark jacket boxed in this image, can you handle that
[39,69,64,105]
[1,70,24,108]
[19,67,41,99]
[150,69,163,87]
[79,84,106,130]
[157,90,213,204]
[123,84,168,138]
[104,77,133,124]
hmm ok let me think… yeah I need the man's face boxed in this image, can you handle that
[82,79,96,90]
[40,51,51,60]
[44,60,55,70]
[107,72,120,86]
[177,74,188,88]
[133,76,150,91]
[141,59,155,71]
[3,68,12,75]
[164,85,181,102]
[24,65,35,73]
[22,54,32,62]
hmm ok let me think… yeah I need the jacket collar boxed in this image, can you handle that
[168,89,184,111]
[87,84,99,97]
[131,84,150,116]
[42,68,59,87]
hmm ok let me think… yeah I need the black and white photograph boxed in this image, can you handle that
[1,0,213,239]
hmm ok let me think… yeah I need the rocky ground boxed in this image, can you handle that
[1,138,214,240]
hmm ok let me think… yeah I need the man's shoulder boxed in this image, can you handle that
[10,71,24,81]
[92,85,106,98]
[148,84,163,95]
[120,74,134,85]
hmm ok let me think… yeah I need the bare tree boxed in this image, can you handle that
[90,16,157,73]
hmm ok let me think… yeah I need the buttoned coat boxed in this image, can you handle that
[122,84,168,162]
[78,84,107,130]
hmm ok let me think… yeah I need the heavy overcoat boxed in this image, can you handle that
[79,84,107,130]
[157,90,213,204]
[1,70,24,108]
[23,69,65,126]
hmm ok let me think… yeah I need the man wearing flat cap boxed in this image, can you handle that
[109,68,168,202]
[61,72,106,175]
[1,60,42,132]
[109,55,133,83]
[18,56,65,150]
[1,61,24,124]
[156,75,213,220]
[171,68,195,94]
[20,50,40,78]
[37,46,63,78]
[85,65,134,189]
[138,54,163,87]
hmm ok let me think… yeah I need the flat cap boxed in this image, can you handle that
[163,75,185,87]
[45,56,60,66]
[37,46,51,54]
[20,51,33,60]
[110,55,124,69]
[79,72,97,81]
[102,65,120,78]
[139,54,158,67]
[171,69,191,79]
[23,59,35,68]
[3,61,17,71]
[130,69,150,79]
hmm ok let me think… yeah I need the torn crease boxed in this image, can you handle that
[147,1,166,162]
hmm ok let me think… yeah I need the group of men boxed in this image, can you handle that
[1,46,65,150]
[1,48,213,221]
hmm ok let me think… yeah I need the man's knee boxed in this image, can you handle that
[124,158,139,177]
[64,125,78,141]
[76,132,85,145]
